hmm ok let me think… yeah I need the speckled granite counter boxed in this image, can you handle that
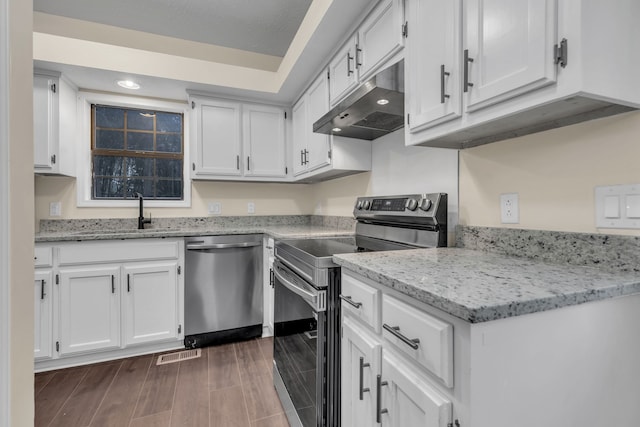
[35,215,355,242]
[333,248,640,323]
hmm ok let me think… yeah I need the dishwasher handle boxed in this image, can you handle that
[186,241,262,250]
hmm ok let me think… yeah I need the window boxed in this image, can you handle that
[91,105,184,200]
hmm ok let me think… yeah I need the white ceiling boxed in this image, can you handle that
[32,0,377,103]
[33,0,313,58]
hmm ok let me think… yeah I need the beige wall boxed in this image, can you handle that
[8,0,35,424]
[459,111,640,236]
[35,177,315,228]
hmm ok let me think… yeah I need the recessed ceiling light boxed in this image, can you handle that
[117,80,140,90]
[377,99,389,105]
[332,127,342,132]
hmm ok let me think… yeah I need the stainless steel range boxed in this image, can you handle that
[272,193,448,427]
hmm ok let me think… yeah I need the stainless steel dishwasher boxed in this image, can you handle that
[184,234,263,348]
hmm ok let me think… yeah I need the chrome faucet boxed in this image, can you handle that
[135,192,152,230]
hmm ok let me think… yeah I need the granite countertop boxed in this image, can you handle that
[35,224,354,242]
[333,248,640,324]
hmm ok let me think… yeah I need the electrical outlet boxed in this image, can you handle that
[49,202,61,217]
[500,193,519,224]
[247,202,255,214]
[207,202,222,215]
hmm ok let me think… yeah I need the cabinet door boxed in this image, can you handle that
[305,73,331,172]
[342,316,381,427]
[58,266,121,355]
[357,0,404,80]
[34,270,53,360]
[243,104,287,178]
[123,262,178,346]
[33,74,57,171]
[195,98,242,176]
[329,37,358,106]
[380,350,452,427]
[464,0,557,112]
[291,97,308,177]
[406,0,462,131]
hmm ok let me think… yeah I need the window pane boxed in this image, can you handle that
[95,107,124,129]
[127,111,154,131]
[156,159,182,178]
[126,178,154,198]
[156,112,182,133]
[96,130,124,150]
[156,134,182,153]
[125,157,154,177]
[94,177,125,198]
[127,132,154,151]
[94,155,123,177]
[157,179,182,198]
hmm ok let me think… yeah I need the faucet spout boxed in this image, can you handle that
[135,192,152,230]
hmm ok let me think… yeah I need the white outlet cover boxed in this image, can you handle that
[500,193,519,224]
[208,202,222,215]
[247,202,255,214]
[49,202,61,217]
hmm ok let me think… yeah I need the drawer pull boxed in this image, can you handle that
[383,323,420,350]
[340,294,362,309]
[359,357,370,400]
[376,375,388,423]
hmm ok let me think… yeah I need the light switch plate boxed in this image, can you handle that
[595,184,640,229]
[208,202,221,215]
[500,193,519,224]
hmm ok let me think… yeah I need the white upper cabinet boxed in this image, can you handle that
[242,104,287,178]
[464,0,557,112]
[405,0,462,132]
[33,70,77,176]
[328,0,405,106]
[406,0,640,149]
[193,98,243,177]
[357,0,405,80]
[190,95,288,181]
[292,72,372,182]
[329,36,359,105]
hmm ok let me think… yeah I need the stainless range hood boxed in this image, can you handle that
[313,60,404,140]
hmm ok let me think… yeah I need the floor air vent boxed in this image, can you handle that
[156,348,201,365]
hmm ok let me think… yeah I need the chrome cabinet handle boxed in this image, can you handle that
[463,49,474,93]
[383,323,420,350]
[40,279,46,300]
[347,53,354,76]
[359,357,370,400]
[376,375,388,423]
[355,44,362,68]
[340,294,362,309]
[440,64,451,104]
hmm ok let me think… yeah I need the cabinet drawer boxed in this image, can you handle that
[34,246,53,267]
[382,294,453,387]
[341,272,380,331]
[58,239,181,266]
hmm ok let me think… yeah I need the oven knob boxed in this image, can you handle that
[419,198,432,211]
[405,198,418,211]
[356,200,363,210]
[363,200,371,210]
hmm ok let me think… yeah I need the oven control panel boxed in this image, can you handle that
[353,193,447,225]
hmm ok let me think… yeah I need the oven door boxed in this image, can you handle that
[273,259,327,427]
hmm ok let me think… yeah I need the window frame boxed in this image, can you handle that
[77,91,191,208]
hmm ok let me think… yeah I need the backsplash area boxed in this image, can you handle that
[457,225,640,273]
[38,215,356,233]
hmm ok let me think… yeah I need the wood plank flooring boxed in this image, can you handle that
[35,337,290,427]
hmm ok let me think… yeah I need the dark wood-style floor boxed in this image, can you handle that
[34,337,290,427]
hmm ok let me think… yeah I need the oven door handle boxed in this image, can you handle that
[273,262,326,311]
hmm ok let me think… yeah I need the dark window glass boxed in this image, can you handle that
[92,105,184,200]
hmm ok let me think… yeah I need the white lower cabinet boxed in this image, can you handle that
[379,350,452,427]
[34,269,53,360]
[123,262,179,346]
[34,238,185,371]
[58,266,121,355]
